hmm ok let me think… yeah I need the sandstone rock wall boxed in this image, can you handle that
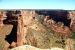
[17,10,40,46]
[44,15,71,39]
[0,10,75,50]
[0,11,4,26]
[69,11,75,32]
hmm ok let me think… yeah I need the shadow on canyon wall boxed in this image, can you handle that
[36,10,71,27]
[4,10,71,44]
[4,10,20,44]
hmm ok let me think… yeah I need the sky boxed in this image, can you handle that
[0,0,75,10]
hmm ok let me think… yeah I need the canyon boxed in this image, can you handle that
[0,10,75,50]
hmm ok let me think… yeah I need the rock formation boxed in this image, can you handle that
[0,11,4,26]
[17,14,24,46]
[0,11,7,26]
[65,38,74,50]
[10,45,64,50]
[68,11,75,32]
[44,16,72,39]
[17,10,38,46]
[0,10,75,50]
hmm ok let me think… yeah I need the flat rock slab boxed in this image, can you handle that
[10,45,64,50]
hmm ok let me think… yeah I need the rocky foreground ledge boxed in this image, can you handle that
[10,45,64,50]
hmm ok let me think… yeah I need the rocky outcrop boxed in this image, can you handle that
[10,45,64,50]
[0,11,5,26]
[0,25,13,50]
[65,38,74,50]
[17,10,44,47]
[17,13,24,46]
[14,10,74,49]
[68,11,75,32]
[44,16,72,39]
[10,38,75,50]
[0,10,75,50]
[36,10,70,27]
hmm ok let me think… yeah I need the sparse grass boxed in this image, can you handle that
[29,16,66,48]
[71,32,75,49]
[25,18,65,49]
[0,15,75,50]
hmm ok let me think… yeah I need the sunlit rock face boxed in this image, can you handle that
[1,10,75,50]
[0,11,6,26]
[69,11,75,32]
[42,11,72,38]
[17,10,46,47]
[21,10,43,31]
[16,10,73,49]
